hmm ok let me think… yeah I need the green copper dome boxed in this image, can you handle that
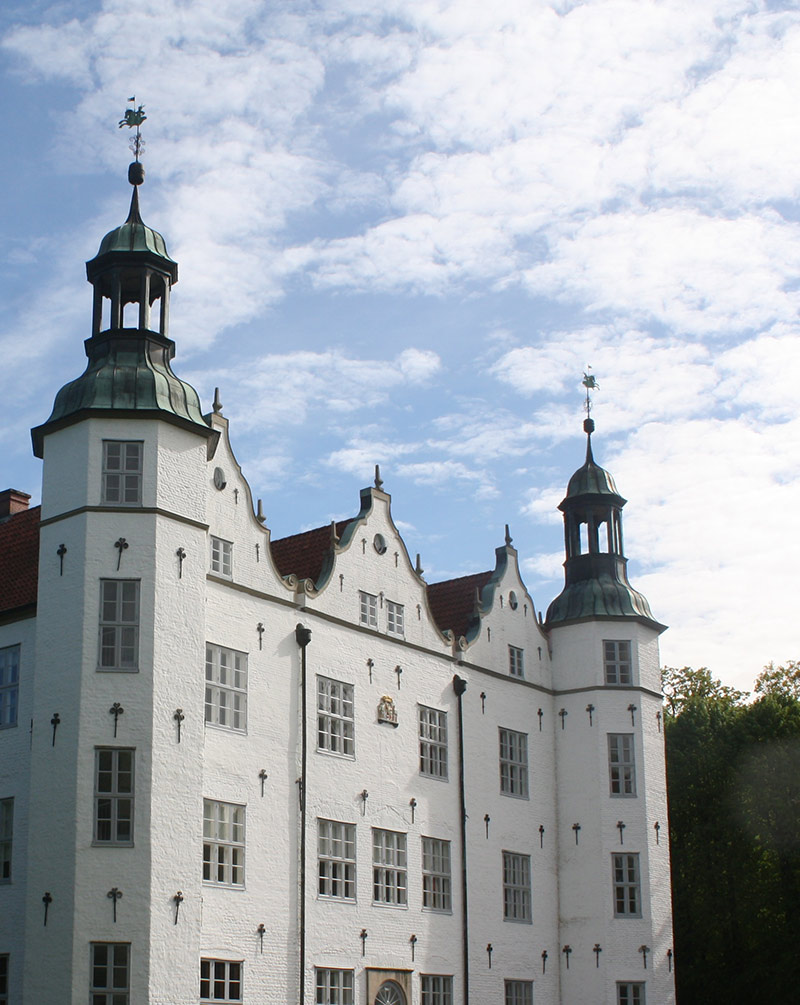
[96,210,174,261]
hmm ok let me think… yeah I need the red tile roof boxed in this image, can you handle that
[0,506,40,615]
[426,570,492,639]
[271,520,352,586]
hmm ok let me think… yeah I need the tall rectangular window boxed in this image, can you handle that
[94,749,134,845]
[505,981,533,1005]
[503,851,532,922]
[90,943,130,1005]
[617,982,645,1005]
[613,853,641,917]
[315,968,354,1005]
[604,640,632,684]
[0,799,13,882]
[419,706,448,779]
[608,734,636,796]
[373,828,407,906]
[386,600,404,635]
[508,645,524,678]
[422,836,451,912]
[200,960,242,1002]
[499,728,529,798]
[102,441,142,505]
[359,591,377,628]
[203,800,245,887]
[0,954,7,1005]
[421,975,453,1004]
[210,537,233,578]
[317,677,355,756]
[318,819,356,900]
[205,645,247,732]
[99,580,139,670]
[0,645,19,728]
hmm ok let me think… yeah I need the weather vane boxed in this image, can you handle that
[582,367,599,416]
[119,97,147,161]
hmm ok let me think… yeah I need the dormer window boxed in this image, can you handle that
[102,441,142,505]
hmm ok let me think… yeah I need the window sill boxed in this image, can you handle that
[97,667,140,674]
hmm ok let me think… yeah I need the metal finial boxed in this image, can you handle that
[504,523,512,546]
[374,464,383,490]
[256,499,266,524]
[119,97,147,164]
[213,387,223,413]
[582,367,599,416]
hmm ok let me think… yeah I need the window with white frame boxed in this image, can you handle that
[617,982,645,1005]
[0,646,19,728]
[505,981,533,1005]
[94,749,134,845]
[421,975,453,1004]
[422,836,451,912]
[315,968,354,1005]
[499,728,529,798]
[203,800,245,887]
[604,640,632,684]
[1,799,13,882]
[359,591,377,628]
[508,645,524,678]
[102,441,142,505]
[205,645,247,732]
[387,600,404,635]
[0,954,7,1005]
[419,706,448,779]
[373,828,407,906]
[317,676,355,756]
[98,580,139,670]
[503,851,532,922]
[201,959,242,1002]
[90,943,130,1005]
[210,536,233,578]
[612,853,641,917]
[318,819,356,900]
[608,734,636,796]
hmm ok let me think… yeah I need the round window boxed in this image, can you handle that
[373,533,387,555]
[509,590,519,610]
[374,982,406,1005]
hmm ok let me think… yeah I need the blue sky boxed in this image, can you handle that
[2,0,799,692]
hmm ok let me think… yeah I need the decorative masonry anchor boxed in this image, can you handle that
[654,820,661,845]
[257,623,264,650]
[541,950,548,974]
[593,943,602,968]
[586,703,595,726]
[537,708,543,731]
[484,814,490,838]
[57,543,67,575]
[486,944,493,969]
[257,924,265,953]
[539,825,545,848]
[176,547,186,578]
[480,692,486,714]
[572,822,581,845]
[360,929,368,956]
[409,934,417,962]
[173,891,183,924]
[42,891,52,926]
[107,887,122,923]
[562,945,572,969]
[410,798,417,824]
[255,542,260,563]
[656,709,663,733]
[109,703,124,737]
[259,770,269,797]
[617,820,626,845]
[360,789,369,816]
[394,665,403,690]
[639,945,650,969]
[50,713,61,746]
[667,948,673,972]
[628,703,637,726]
[366,659,374,683]
[558,708,568,730]
[114,537,128,570]
[174,708,185,743]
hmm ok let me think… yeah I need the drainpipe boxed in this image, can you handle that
[296,623,312,1003]
[453,673,469,1004]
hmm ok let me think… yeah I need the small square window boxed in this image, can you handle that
[387,600,404,635]
[373,828,407,906]
[617,982,645,1005]
[315,968,354,1005]
[210,537,233,578]
[205,645,247,732]
[612,853,641,917]
[359,591,377,628]
[508,645,524,678]
[503,851,531,922]
[608,734,636,797]
[0,799,12,882]
[505,980,533,1005]
[203,800,245,886]
[604,640,632,684]
[98,581,139,671]
[200,959,242,1002]
[90,943,130,1005]
[499,727,529,798]
[102,441,142,505]
[0,645,19,728]
[419,706,448,779]
[421,975,453,1005]
[422,836,451,912]
[317,677,355,756]
[94,749,134,845]
[318,819,356,900]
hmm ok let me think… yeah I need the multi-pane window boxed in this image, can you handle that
[94,749,134,845]
[317,677,355,756]
[503,851,532,922]
[613,853,641,917]
[505,981,534,1005]
[421,975,453,1004]
[315,968,354,1005]
[386,600,404,635]
[0,799,13,882]
[99,581,139,670]
[102,441,142,505]
[0,954,7,1005]
[419,706,448,779]
[201,960,242,1002]
[359,591,377,628]
[318,819,356,900]
[210,537,233,577]
[90,943,130,1005]
[608,734,636,796]
[499,728,529,798]
[617,982,645,1005]
[422,836,451,912]
[508,645,524,678]
[604,640,632,684]
[373,828,407,906]
[0,646,19,728]
[203,800,245,887]
[205,645,247,732]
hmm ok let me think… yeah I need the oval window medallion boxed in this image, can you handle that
[373,533,387,555]
[213,467,227,491]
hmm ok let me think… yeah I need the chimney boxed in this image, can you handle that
[0,489,31,518]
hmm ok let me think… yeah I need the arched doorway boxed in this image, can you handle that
[374,979,407,1005]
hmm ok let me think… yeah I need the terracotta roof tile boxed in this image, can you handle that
[426,570,492,639]
[0,506,40,615]
[270,520,352,586]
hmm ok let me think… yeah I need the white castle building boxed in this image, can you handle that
[0,160,674,1004]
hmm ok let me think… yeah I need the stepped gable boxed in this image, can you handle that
[427,570,492,639]
[271,519,352,587]
[0,506,40,614]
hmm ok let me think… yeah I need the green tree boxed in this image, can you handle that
[754,659,800,700]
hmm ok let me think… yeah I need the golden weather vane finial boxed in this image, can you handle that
[582,367,599,416]
[119,97,147,161]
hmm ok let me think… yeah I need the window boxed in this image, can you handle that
[617,982,645,1005]
[90,943,130,1005]
[613,853,641,917]
[102,441,142,505]
[0,799,13,882]
[317,677,354,756]
[503,851,531,922]
[318,819,356,900]
[359,591,377,628]
[604,640,632,684]
[315,968,354,1005]
[0,954,7,1005]
[419,706,448,779]
[203,800,245,886]
[375,983,405,1005]
[422,836,451,912]
[608,734,636,797]
[94,749,134,845]
[387,600,404,635]
[210,537,233,578]
[508,645,524,678]
[98,581,139,670]
[421,975,453,1004]
[505,982,533,1005]
[499,728,529,798]
[205,645,247,732]
[0,646,19,728]
[201,960,242,1002]
[373,828,407,905]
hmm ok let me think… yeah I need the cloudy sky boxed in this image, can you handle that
[1,0,798,692]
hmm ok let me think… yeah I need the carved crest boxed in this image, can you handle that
[377,694,398,726]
